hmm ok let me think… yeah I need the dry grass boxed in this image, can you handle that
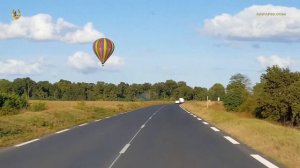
[0,100,168,147]
[182,101,300,168]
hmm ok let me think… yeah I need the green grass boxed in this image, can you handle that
[29,102,47,112]
[0,100,168,147]
[182,101,300,168]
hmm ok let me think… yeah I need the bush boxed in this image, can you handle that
[29,102,47,112]
[0,93,28,115]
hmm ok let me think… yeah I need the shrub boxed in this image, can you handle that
[0,93,28,115]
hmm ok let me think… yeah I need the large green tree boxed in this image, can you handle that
[255,66,300,126]
[208,83,225,101]
[224,73,250,111]
[193,87,208,101]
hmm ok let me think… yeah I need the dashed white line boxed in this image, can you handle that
[15,139,39,147]
[224,136,240,144]
[79,123,88,127]
[193,115,197,118]
[210,127,220,132]
[55,129,70,134]
[197,118,202,120]
[108,106,165,168]
[105,117,110,119]
[251,154,278,168]
[120,144,130,154]
[94,119,101,122]
[203,122,209,125]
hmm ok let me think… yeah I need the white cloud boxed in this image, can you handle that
[104,56,125,71]
[0,14,103,43]
[68,51,99,73]
[256,55,292,68]
[67,51,125,73]
[0,58,43,76]
[204,5,300,42]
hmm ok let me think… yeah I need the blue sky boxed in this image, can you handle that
[0,0,300,88]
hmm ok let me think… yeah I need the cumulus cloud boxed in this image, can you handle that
[256,55,292,68]
[204,5,300,42]
[104,56,125,70]
[0,58,43,76]
[0,14,103,43]
[67,51,98,73]
[67,51,125,73]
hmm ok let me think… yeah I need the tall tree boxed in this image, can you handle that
[255,66,300,126]
[224,74,250,111]
[208,83,225,101]
[12,78,36,98]
[0,79,13,94]
[193,87,208,101]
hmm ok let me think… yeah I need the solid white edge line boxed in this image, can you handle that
[210,127,220,132]
[55,129,70,134]
[15,139,39,147]
[224,136,240,144]
[203,122,209,125]
[79,123,88,127]
[251,154,278,168]
[120,144,130,154]
[197,118,202,120]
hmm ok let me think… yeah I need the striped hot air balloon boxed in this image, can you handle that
[93,38,115,66]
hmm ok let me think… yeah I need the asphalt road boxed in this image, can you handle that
[0,104,279,168]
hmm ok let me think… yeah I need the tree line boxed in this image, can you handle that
[0,65,299,126]
[0,79,217,101]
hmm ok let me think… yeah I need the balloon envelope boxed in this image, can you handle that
[93,38,115,66]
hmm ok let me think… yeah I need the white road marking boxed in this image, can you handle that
[197,118,202,120]
[79,123,88,127]
[224,136,240,144]
[108,106,165,168]
[55,129,70,134]
[15,139,39,147]
[105,117,110,119]
[94,119,101,122]
[193,115,197,117]
[251,154,278,168]
[120,144,130,154]
[203,122,209,125]
[190,113,193,115]
[210,127,220,132]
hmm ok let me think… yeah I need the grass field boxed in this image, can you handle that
[182,101,300,168]
[0,100,168,147]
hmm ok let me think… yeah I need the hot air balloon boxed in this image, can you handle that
[93,38,115,66]
[11,9,21,20]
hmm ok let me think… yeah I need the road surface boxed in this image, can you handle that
[0,104,279,168]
